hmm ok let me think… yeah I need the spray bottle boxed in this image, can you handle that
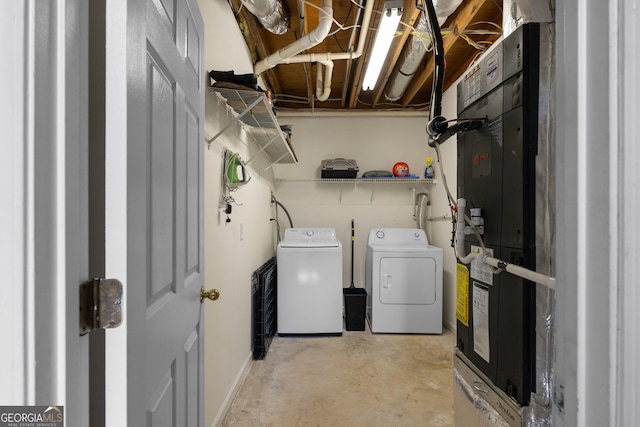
[424,157,435,179]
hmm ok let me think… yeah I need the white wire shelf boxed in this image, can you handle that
[274,178,436,204]
[275,178,437,184]
[207,87,297,166]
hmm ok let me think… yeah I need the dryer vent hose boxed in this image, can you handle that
[416,193,431,243]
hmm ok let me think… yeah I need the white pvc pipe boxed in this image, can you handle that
[254,0,375,101]
[254,0,334,75]
[481,254,557,290]
[456,198,556,289]
[283,0,375,64]
[315,60,334,101]
[455,198,478,264]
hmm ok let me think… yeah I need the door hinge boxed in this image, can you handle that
[79,278,123,336]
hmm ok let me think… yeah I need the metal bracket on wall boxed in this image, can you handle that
[79,278,123,336]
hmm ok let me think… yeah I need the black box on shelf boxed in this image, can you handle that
[321,158,359,179]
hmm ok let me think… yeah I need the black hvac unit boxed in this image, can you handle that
[455,23,541,406]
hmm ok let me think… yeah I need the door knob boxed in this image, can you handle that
[200,287,220,303]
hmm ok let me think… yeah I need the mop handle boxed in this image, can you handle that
[351,219,355,285]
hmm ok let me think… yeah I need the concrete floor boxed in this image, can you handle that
[222,325,456,426]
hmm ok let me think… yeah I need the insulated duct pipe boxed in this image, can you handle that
[254,0,375,100]
[384,0,461,101]
[455,198,556,290]
[254,0,334,74]
[241,0,289,35]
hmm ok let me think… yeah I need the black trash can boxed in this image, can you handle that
[343,288,367,331]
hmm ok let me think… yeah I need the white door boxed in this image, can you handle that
[103,0,205,425]
[2,1,90,425]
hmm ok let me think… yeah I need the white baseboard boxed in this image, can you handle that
[443,317,456,335]
[209,351,253,427]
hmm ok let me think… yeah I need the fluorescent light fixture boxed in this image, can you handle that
[362,2,403,91]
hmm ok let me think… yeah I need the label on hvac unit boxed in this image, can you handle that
[461,63,482,109]
[470,245,494,286]
[456,264,469,327]
[473,282,490,363]
[486,51,500,85]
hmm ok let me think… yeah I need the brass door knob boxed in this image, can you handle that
[200,287,220,303]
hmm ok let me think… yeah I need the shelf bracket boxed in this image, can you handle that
[245,133,279,164]
[206,96,263,146]
[264,151,291,171]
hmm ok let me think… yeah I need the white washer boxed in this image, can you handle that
[365,228,443,334]
[277,228,343,335]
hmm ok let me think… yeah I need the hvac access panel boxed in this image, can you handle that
[455,23,540,407]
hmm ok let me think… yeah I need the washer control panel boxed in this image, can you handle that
[280,228,340,247]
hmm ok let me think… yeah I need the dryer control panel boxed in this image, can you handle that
[368,228,428,245]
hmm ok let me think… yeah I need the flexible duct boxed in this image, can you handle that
[384,0,462,101]
[415,192,432,243]
[241,0,289,35]
[254,0,375,101]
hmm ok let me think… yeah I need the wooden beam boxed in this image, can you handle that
[348,0,385,108]
[400,0,489,107]
[371,4,421,106]
[228,0,283,96]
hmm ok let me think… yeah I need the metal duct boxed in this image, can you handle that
[384,0,462,102]
[241,0,289,35]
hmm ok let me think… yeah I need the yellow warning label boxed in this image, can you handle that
[456,263,469,327]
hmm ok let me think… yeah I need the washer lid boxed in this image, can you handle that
[280,228,340,248]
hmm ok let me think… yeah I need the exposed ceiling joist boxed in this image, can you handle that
[228,0,284,95]
[371,4,422,107]
[222,0,503,111]
[400,0,499,107]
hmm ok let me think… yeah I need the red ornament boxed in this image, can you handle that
[393,162,410,177]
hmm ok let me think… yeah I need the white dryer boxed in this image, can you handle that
[365,228,443,334]
[277,228,343,335]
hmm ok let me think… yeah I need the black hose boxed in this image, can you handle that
[419,0,445,121]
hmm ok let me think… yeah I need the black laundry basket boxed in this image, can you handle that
[343,287,367,331]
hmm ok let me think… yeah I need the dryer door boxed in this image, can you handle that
[379,256,437,305]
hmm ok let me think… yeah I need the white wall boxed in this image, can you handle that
[197,0,461,424]
[273,111,460,331]
[430,86,459,332]
[197,0,279,425]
